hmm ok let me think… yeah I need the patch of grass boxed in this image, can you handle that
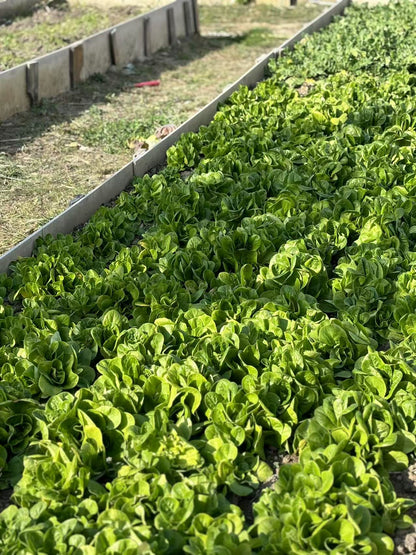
[31,98,59,117]
[0,4,145,70]
[0,153,25,181]
[0,9,107,68]
[240,27,279,48]
[78,100,184,154]
[81,116,156,153]
[200,3,321,27]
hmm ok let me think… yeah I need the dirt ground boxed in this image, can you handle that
[392,464,416,555]
[231,447,300,525]
[0,1,323,255]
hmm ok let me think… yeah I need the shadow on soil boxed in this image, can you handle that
[0,32,248,155]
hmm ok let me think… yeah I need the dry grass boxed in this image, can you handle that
[0,2,157,70]
[0,1,323,255]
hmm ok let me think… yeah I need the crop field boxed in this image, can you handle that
[2,0,416,554]
[0,0,323,255]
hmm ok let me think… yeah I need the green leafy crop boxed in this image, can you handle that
[1,1,416,553]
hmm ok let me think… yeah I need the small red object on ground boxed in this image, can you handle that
[134,80,161,88]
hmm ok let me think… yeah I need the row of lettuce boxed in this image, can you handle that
[1,1,416,553]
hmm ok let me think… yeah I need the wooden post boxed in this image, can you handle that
[191,0,200,35]
[167,7,177,46]
[183,1,191,37]
[143,16,151,57]
[70,43,84,89]
[26,61,39,105]
[109,28,120,66]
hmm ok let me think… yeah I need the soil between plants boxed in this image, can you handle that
[393,464,416,554]
[230,447,300,525]
[0,489,13,512]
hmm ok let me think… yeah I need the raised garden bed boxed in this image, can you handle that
[1,0,416,553]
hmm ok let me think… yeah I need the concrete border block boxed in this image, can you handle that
[38,48,71,99]
[0,65,30,120]
[183,1,192,37]
[191,0,200,35]
[173,0,186,38]
[115,17,145,65]
[148,8,170,54]
[80,31,112,80]
[70,43,84,88]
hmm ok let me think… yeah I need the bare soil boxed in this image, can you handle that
[0,488,12,512]
[230,447,300,524]
[392,464,416,555]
